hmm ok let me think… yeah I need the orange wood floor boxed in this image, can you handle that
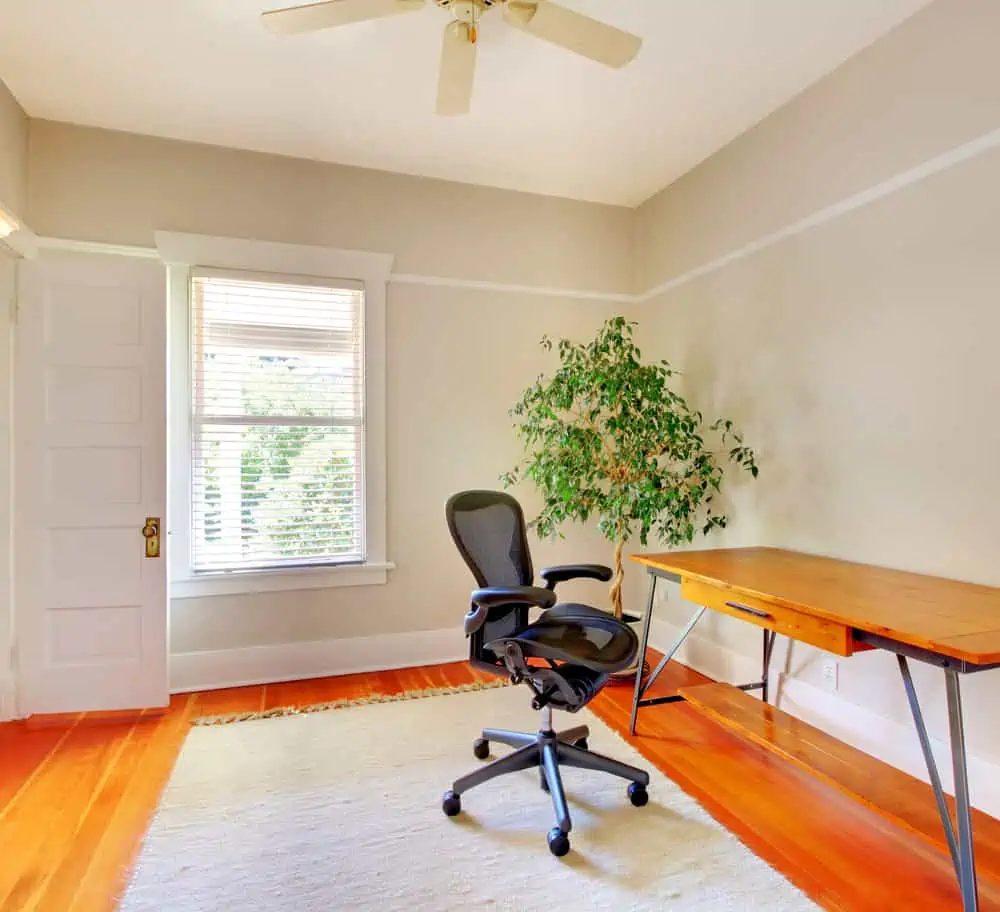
[0,657,995,912]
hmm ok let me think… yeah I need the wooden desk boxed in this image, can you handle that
[630,546,1000,912]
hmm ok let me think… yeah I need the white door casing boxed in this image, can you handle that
[15,253,168,714]
[0,253,15,721]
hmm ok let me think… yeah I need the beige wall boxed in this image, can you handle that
[635,0,1000,293]
[23,119,634,658]
[27,121,632,295]
[170,284,624,653]
[0,79,27,218]
[633,0,1000,813]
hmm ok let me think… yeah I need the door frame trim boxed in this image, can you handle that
[0,247,21,721]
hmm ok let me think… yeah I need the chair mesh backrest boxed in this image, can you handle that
[446,491,533,588]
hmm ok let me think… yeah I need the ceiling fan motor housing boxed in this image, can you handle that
[435,0,500,23]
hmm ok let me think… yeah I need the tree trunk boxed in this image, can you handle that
[608,539,625,619]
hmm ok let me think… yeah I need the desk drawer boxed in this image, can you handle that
[681,579,855,657]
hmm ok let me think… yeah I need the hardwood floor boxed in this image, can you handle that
[677,680,1000,878]
[0,657,994,911]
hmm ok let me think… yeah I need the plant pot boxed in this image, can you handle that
[607,611,648,684]
[608,658,651,685]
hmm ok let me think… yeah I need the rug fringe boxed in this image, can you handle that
[192,678,510,726]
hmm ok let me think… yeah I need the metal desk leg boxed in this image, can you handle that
[761,630,777,704]
[641,605,707,698]
[629,573,658,736]
[946,669,979,911]
[898,657,960,877]
[629,602,706,734]
[627,570,768,733]
[898,657,979,910]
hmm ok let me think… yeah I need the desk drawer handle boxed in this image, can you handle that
[725,600,772,620]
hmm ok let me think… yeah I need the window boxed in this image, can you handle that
[190,270,365,572]
[159,231,393,598]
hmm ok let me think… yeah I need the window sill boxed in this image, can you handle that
[170,561,395,600]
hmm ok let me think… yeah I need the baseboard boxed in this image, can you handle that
[646,617,1000,819]
[170,627,466,694]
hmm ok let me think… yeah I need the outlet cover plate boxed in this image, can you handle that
[821,658,838,693]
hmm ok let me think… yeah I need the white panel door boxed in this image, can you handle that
[15,254,168,714]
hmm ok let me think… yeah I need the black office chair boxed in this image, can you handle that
[441,490,650,857]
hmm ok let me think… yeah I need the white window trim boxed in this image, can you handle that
[156,231,394,599]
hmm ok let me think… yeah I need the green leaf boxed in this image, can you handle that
[502,315,759,556]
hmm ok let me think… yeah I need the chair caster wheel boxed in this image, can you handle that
[473,738,490,760]
[627,782,649,807]
[442,790,462,817]
[574,738,589,750]
[547,828,570,857]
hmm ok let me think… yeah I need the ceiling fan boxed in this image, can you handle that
[261,0,642,116]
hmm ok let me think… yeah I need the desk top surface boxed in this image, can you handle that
[632,547,1000,665]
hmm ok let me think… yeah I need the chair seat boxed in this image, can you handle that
[487,603,638,674]
[545,602,614,621]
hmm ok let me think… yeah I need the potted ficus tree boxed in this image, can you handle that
[502,316,759,654]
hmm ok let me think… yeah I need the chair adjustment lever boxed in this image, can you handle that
[531,687,558,711]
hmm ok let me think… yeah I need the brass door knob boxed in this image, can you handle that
[142,517,161,558]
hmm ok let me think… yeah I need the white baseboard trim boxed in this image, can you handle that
[646,617,1000,819]
[170,627,466,694]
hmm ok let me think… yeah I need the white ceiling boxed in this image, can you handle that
[0,0,933,206]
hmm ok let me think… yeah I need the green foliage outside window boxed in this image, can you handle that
[200,353,358,564]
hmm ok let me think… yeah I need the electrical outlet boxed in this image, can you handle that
[820,657,838,693]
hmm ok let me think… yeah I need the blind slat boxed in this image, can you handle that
[190,272,366,573]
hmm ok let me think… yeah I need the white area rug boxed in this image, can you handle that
[121,686,817,911]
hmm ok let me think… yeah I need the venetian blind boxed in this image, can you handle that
[190,269,366,572]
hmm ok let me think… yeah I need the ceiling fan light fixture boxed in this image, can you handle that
[440,0,486,28]
[0,209,19,240]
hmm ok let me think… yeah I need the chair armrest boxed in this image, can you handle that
[540,564,613,589]
[471,586,558,610]
[464,586,557,637]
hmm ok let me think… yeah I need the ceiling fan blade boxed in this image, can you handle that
[436,21,477,116]
[503,1,641,68]
[262,0,424,35]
